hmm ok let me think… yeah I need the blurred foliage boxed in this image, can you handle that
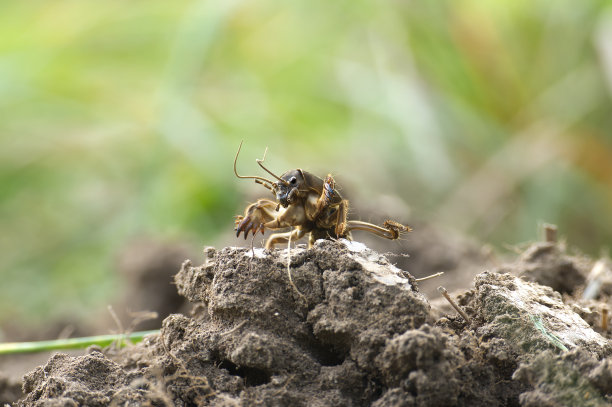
[1,0,612,329]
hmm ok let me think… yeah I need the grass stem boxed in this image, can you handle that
[0,330,159,355]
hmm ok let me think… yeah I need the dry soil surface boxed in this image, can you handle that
[7,238,612,406]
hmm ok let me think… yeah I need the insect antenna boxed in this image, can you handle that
[256,147,290,186]
[233,140,277,188]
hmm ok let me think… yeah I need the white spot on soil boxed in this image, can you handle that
[341,239,412,290]
[243,248,267,259]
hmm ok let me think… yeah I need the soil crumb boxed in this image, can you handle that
[14,239,612,406]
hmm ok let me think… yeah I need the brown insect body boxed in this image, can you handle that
[234,142,410,249]
[277,169,345,236]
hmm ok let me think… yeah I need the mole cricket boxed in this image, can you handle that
[234,141,411,249]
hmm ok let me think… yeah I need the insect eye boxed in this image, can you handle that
[290,177,297,184]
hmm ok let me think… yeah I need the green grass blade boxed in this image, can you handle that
[530,314,568,352]
[0,330,159,355]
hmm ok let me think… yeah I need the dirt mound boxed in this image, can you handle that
[15,239,612,406]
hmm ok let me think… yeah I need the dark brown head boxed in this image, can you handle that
[275,169,306,207]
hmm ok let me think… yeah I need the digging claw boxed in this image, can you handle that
[235,214,265,239]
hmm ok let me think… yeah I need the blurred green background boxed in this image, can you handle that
[1,0,611,332]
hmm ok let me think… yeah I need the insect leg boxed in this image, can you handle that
[265,228,307,249]
[235,199,280,239]
[335,199,349,237]
[312,174,336,219]
[344,220,411,240]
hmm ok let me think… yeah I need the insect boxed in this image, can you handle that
[234,141,411,249]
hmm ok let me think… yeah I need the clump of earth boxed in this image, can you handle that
[9,235,612,406]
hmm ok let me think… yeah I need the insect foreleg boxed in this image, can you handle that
[235,199,279,238]
[311,174,336,219]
